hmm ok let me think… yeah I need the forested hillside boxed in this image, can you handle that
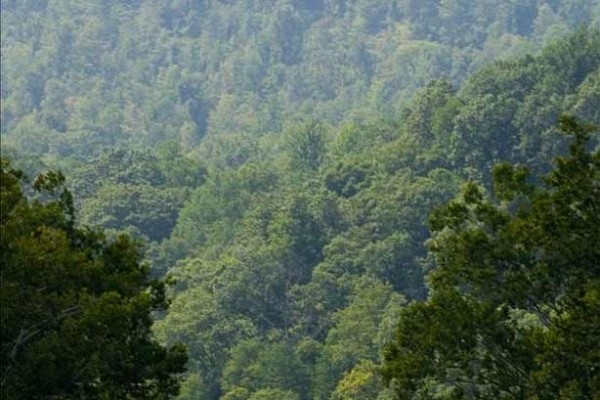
[2,0,599,163]
[153,31,600,400]
[1,1,599,399]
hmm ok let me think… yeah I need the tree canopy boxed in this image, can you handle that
[0,159,187,399]
[382,116,600,399]
[1,1,599,399]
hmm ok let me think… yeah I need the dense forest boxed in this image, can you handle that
[1,1,599,399]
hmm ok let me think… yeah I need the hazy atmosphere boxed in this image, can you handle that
[1,1,599,399]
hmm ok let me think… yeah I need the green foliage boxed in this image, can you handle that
[312,277,405,400]
[331,360,382,400]
[79,183,187,242]
[2,0,596,162]
[222,339,310,399]
[382,116,600,399]
[285,121,327,173]
[153,31,598,400]
[65,146,205,260]
[0,159,186,399]
[324,158,372,198]
[3,2,600,399]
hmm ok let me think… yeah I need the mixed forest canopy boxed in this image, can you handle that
[2,0,599,163]
[1,1,599,399]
